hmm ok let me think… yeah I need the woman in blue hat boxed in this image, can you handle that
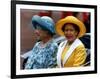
[24,15,58,69]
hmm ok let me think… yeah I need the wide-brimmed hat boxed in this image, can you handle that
[56,16,86,38]
[32,15,55,34]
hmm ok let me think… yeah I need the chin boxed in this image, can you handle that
[68,40,73,42]
[67,38,75,42]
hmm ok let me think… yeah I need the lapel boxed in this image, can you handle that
[57,39,82,67]
[57,40,68,67]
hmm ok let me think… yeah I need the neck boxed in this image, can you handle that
[67,41,73,46]
[67,39,76,46]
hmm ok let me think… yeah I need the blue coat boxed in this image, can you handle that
[25,40,58,69]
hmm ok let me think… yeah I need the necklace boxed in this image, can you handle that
[39,39,53,48]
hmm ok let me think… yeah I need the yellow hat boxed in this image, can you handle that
[56,16,86,38]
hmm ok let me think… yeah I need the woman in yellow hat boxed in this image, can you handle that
[56,16,87,67]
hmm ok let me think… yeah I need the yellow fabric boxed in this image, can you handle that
[61,44,86,67]
[61,45,70,61]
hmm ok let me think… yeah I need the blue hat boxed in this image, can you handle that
[32,15,55,34]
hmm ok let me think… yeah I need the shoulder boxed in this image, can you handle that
[46,40,58,52]
[75,43,86,52]
[75,39,85,49]
[76,44,85,50]
[77,41,85,49]
[50,40,58,48]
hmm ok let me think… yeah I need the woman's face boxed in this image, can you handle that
[39,29,49,40]
[63,24,78,42]
[33,29,40,40]
[34,25,49,40]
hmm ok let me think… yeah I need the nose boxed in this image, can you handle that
[65,30,71,35]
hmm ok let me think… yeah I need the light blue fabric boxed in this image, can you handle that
[25,40,58,69]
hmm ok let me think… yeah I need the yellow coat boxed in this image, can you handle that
[57,39,87,67]
[62,44,86,67]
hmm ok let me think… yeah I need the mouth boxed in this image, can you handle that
[66,36,73,39]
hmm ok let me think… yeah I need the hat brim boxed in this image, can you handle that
[56,16,86,38]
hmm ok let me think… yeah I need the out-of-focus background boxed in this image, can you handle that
[20,9,90,69]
